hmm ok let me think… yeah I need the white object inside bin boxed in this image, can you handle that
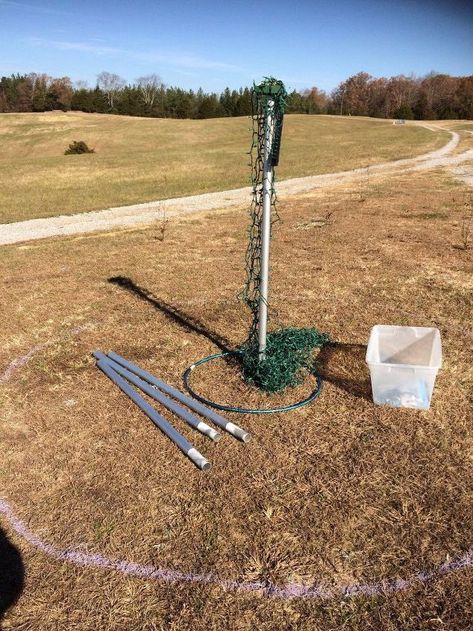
[366,325,442,410]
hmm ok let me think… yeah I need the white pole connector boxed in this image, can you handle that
[258,98,275,361]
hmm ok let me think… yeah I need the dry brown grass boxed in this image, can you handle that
[0,167,472,629]
[0,111,449,223]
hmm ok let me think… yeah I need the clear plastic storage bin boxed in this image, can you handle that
[366,325,442,410]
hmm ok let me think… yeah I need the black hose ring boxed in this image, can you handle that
[183,350,323,414]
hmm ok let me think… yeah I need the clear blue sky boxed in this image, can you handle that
[0,0,472,93]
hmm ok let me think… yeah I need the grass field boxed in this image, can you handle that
[1,162,472,628]
[0,111,450,224]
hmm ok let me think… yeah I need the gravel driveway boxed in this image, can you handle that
[1,126,472,246]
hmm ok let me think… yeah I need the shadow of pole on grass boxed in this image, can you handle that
[316,341,372,401]
[108,276,236,356]
[107,277,373,396]
[0,527,24,620]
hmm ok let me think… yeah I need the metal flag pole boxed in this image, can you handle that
[258,98,275,361]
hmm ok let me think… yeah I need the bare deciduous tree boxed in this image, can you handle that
[74,80,89,90]
[97,71,126,109]
[387,75,416,112]
[49,77,73,109]
[136,74,164,109]
[302,86,329,113]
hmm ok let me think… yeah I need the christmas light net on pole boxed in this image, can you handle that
[184,77,330,411]
[239,77,330,393]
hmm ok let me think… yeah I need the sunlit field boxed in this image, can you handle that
[0,111,449,223]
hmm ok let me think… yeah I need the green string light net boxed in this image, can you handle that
[239,77,330,393]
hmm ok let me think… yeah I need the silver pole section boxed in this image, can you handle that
[93,352,220,442]
[106,351,251,443]
[258,99,274,361]
[96,359,211,472]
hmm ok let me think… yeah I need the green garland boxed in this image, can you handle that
[240,327,330,393]
[240,78,330,393]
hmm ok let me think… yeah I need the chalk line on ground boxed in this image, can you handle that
[0,498,471,600]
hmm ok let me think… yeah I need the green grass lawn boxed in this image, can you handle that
[0,111,449,223]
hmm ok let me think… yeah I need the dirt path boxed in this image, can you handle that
[1,126,472,246]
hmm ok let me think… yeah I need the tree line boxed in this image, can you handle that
[1,70,472,120]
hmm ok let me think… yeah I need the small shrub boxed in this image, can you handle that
[458,193,472,250]
[460,216,471,250]
[64,140,95,155]
[155,210,168,242]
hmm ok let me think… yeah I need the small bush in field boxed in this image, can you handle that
[64,140,95,155]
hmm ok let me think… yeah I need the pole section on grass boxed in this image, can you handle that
[96,359,211,472]
[258,98,274,361]
[93,352,220,442]
[105,351,251,443]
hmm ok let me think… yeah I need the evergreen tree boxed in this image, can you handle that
[236,87,252,116]
[219,87,233,116]
[1,69,471,120]
[393,104,414,120]
[413,92,436,120]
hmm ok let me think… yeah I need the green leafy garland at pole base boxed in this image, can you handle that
[240,327,330,393]
[240,78,330,393]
